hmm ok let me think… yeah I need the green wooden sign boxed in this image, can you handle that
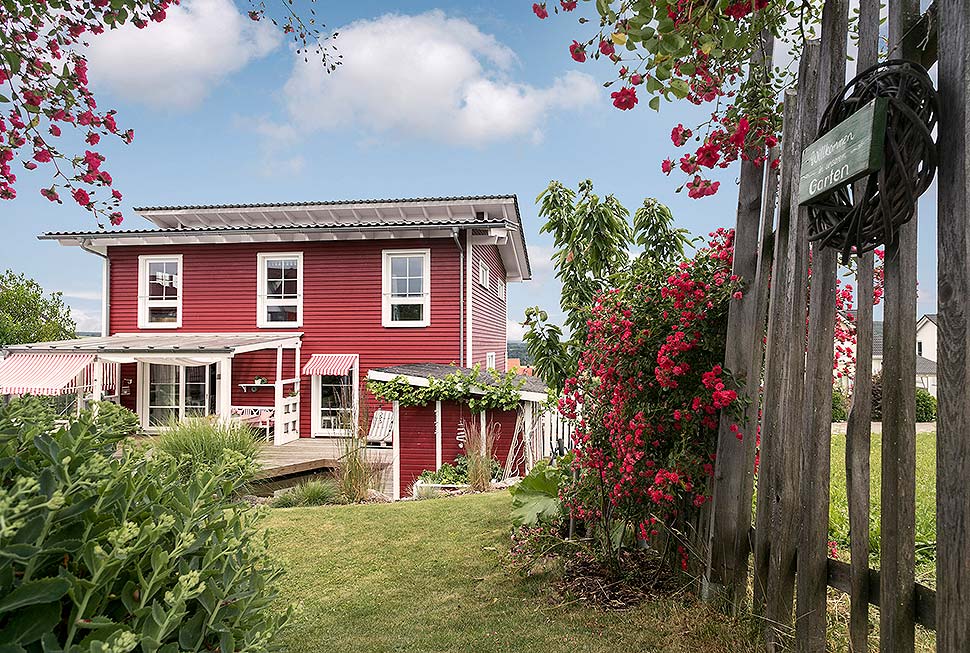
[798,97,888,205]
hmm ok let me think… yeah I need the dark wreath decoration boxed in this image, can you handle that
[807,59,938,260]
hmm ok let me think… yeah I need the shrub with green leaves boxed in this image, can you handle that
[93,401,141,438]
[510,458,573,527]
[0,403,286,652]
[915,388,937,422]
[417,455,502,486]
[831,385,849,422]
[270,479,343,508]
[156,417,260,480]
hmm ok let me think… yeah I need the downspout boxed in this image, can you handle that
[452,228,464,367]
[79,239,109,337]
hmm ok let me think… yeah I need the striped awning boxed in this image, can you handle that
[302,354,357,377]
[0,353,95,396]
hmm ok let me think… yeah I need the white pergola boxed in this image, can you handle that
[1,332,302,444]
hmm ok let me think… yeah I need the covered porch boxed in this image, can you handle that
[0,332,303,446]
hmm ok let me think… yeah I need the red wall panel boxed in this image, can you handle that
[470,244,508,371]
[108,238,464,436]
[397,404,437,495]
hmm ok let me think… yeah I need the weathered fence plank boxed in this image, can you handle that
[826,559,936,629]
[879,0,920,650]
[764,42,820,652]
[795,2,849,649]
[753,116,796,617]
[706,28,772,608]
[935,0,970,649]
[843,0,880,648]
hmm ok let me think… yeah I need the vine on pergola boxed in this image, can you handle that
[532,0,837,198]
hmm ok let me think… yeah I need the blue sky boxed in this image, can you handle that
[1,0,939,334]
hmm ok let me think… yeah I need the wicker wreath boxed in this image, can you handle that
[807,60,938,259]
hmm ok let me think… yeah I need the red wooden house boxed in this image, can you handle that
[0,196,554,498]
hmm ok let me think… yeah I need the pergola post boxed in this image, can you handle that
[274,345,284,445]
[217,356,233,422]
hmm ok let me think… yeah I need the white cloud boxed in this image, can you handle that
[84,0,280,109]
[279,11,598,145]
[507,319,527,340]
[61,289,102,301]
[69,306,101,333]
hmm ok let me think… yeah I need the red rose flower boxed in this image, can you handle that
[599,39,615,56]
[610,86,638,110]
[560,0,577,10]
[72,188,90,206]
[532,3,548,19]
[569,40,586,62]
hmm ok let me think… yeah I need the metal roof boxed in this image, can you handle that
[3,332,302,355]
[132,194,518,213]
[41,194,532,280]
[916,355,937,375]
[368,362,547,395]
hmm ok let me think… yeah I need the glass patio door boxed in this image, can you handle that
[147,363,215,427]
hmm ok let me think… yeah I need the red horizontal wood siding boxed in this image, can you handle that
[398,400,523,497]
[470,243,507,371]
[397,404,437,495]
[107,238,463,436]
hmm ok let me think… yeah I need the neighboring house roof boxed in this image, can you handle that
[367,362,547,397]
[916,355,937,375]
[921,313,938,326]
[872,320,884,357]
[40,195,532,281]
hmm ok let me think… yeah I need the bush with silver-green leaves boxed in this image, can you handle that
[0,400,287,653]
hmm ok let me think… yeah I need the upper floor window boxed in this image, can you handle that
[139,255,182,328]
[486,352,496,369]
[478,261,490,289]
[257,253,303,328]
[382,249,430,327]
[917,340,923,357]
[496,278,505,300]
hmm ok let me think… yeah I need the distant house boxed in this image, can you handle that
[847,313,938,397]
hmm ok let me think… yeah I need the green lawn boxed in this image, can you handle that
[828,432,937,586]
[265,492,760,653]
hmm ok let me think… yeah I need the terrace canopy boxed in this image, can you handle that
[2,333,303,444]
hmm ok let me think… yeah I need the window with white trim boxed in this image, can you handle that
[496,278,505,300]
[478,261,490,289]
[382,249,430,327]
[145,363,215,427]
[486,352,496,369]
[138,255,182,328]
[257,253,303,327]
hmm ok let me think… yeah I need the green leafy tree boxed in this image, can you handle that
[0,270,76,346]
[522,180,691,393]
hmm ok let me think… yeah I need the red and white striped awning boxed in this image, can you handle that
[0,353,95,396]
[302,354,358,377]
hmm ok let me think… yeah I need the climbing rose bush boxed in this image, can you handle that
[1,0,336,224]
[558,228,743,569]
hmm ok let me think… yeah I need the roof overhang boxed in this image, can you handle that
[3,333,303,363]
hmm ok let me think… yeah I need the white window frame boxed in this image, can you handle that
[257,252,304,328]
[310,357,360,438]
[138,254,183,329]
[137,362,215,431]
[496,278,505,300]
[486,352,497,369]
[478,261,490,289]
[382,248,431,328]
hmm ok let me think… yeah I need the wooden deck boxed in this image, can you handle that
[255,439,341,480]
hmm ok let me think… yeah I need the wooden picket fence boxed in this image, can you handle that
[700,0,970,651]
